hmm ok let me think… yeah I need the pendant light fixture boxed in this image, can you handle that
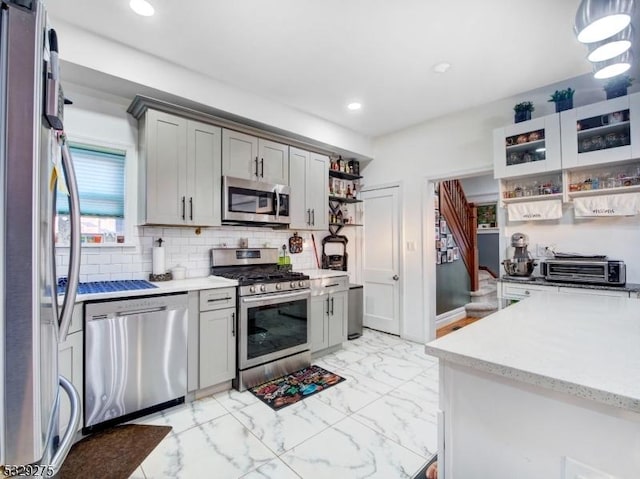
[587,25,633,62]
[593,50,633,78]
[574,0,634,44]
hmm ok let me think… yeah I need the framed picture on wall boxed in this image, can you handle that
[434,195,439,210]
[440,220,447,234]
[441,252,448,264]
[447,235,454,248]
[435,209,440,224]
[436,252,441,264]
[440,237,447,251]
[453,247,460,260]
[477,202,498,229]
[447,249,453,262]
[435,229,440,242]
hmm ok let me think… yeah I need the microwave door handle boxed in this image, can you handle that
[58,140,81,343]
[275,187,280,220]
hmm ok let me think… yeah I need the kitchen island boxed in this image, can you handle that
[425,293,640,479]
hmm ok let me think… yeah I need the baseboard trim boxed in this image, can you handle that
[436,306,467,328]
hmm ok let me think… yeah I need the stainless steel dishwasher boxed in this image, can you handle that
[84,293,188,431]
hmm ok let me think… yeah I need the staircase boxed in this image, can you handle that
[464,269,498,318]
[439,180,498,319]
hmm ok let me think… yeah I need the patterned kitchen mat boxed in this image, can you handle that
[249,364,346,411]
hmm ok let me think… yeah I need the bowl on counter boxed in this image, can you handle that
[502,258,537,277]
[170,265,186,280]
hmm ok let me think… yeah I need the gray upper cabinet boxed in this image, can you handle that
[139,109,221,226]
[289,147,328,230]
[222,129,289,184]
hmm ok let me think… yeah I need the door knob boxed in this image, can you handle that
[392,275,399,281]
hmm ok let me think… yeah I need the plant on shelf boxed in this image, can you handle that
[513,101,534,123]
[603,75,633,100]
[548,88,575,112]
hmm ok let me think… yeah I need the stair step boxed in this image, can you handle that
[464,301,498,318]
[470,284,497,297]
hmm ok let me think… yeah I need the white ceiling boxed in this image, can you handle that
[46,0,591,137]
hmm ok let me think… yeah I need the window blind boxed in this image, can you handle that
[57,144,126,217]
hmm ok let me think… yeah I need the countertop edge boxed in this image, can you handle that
[498,276,640,293]
[424,344,640,414]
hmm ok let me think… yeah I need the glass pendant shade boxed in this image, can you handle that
[575,0,634,43]
[587,26,632,61]
[593,50,633,78]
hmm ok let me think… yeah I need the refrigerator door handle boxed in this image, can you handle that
[49,376,81,474]
[58,140,81,342]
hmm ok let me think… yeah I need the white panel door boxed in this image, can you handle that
[361,186,400,335]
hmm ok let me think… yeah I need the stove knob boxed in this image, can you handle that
[249,286,256,293]
[276,284,282,290]
[260,285,266,292]
[290,281,296,288]
[298,281,305,287]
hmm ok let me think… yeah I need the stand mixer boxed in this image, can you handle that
[502,232,537,277]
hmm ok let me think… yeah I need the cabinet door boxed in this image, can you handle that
[144,110,188,224]
[259,139,289,184]
[560,93,639,168]
[222,129,258,181]
[58,331,83,435]
[500,283,558,300]
[328,290,348,347]
[199,308,236,389]
[308,152,329,230]
[493,114,561,179]
[558,287,629,298]
[310,295,329,352]
[289,147,310,229]
[187,121,222,226]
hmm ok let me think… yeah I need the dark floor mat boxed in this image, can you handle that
[59,424,171,479]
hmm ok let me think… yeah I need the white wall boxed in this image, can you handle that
[51,17,373,159]
[370,75,640,343]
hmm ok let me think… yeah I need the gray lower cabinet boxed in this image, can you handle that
[198,287,237,389]
[58,303,84,434]
[310,289,348,353]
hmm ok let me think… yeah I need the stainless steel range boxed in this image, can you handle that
[210,248,311,391]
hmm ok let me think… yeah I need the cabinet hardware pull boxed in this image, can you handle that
[231,312,235,337]
[189,197,193,220]
[260,158,264,178]
[207,297,232,302]
[254,157,259,177]
[311,208,315,226]
[331,297,334,315]
[182,196,186,220]
[325,283,340,288]
[307,209,311,225]
[326,297,330,316]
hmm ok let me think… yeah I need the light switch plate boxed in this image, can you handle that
[563,457,618,479]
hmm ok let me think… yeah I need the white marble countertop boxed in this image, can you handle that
[425,293,640,413]
[296,268,350,280]
[74,276,238,302]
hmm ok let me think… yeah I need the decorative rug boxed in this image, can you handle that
[59,424,171,479]
[249,364,346,411]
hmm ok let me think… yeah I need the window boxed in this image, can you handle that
[55,141,133,245]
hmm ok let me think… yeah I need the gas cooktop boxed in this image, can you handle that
[213,269,309,286]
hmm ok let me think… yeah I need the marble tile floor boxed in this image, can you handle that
[131,328,439,479]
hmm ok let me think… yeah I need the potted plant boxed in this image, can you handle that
[513,101,534,123]
[603,75,633,100]
[548,88,575,112]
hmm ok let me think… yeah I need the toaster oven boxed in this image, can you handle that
[540,259,625,285]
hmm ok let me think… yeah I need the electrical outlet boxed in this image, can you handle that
[535,243,556,257]
[563,457,618,479]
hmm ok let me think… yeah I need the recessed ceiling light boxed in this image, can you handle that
[347,102,362,111]
[433,62,451,73]
[130,0,154,16]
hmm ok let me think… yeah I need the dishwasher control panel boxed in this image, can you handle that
[85,292,188,319]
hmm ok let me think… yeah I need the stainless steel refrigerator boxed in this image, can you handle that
[1,0,82,473]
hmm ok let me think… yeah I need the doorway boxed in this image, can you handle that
[360,185,401,335]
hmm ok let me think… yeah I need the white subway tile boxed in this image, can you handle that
[100,264,122,274]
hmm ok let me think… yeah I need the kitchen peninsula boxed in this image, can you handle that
[425,293,640,479]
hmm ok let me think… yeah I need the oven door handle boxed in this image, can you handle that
[241,290,309,304]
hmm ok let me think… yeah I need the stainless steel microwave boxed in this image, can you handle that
[222,176,290,225]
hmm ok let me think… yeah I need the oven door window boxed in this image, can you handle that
[228,186,275,215]
[246,297,307,360]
